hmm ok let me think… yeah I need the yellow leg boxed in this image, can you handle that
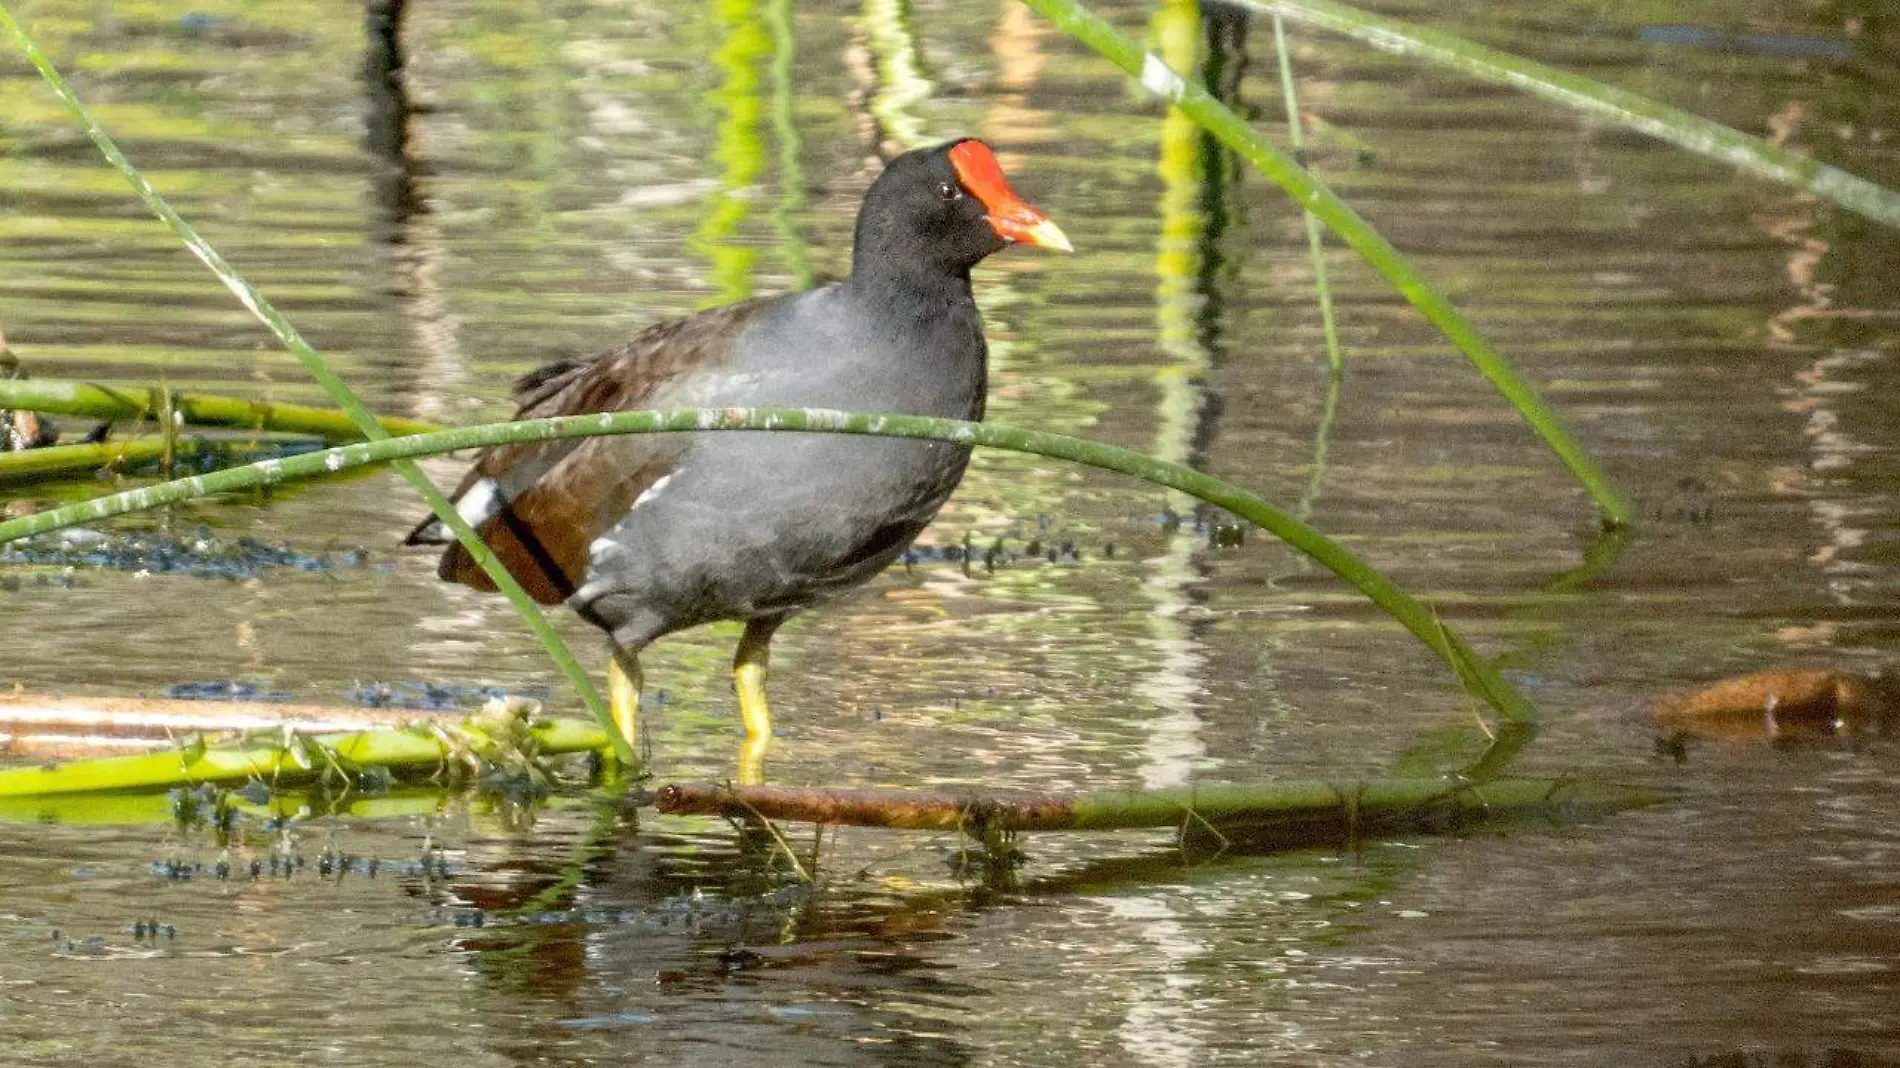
[733,617,782,784]
[607,649,642,759]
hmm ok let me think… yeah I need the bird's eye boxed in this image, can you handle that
[937,182,963,202]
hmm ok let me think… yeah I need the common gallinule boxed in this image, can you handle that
[407,139,1068,779]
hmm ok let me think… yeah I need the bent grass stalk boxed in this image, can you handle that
[1018,0,1627,528]
[0,407,1540,726]
[1269,12,1343,374]
[0,7,624,761]
[1233,0,1900,231]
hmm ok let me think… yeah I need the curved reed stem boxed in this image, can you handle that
[1018,0,1627,527]
[1234,0,1900,230]
[0,407,1540,726]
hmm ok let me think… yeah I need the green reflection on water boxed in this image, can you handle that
[765,0,814,290]
[861,0,931,152]
[691,0,770,306]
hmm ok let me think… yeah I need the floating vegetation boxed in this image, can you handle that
[0,698,611,800]
[0,526,369,579]
[344,680,553,712]
[164,680,296,703]
[431,885,809,934]
[903,534,1086,570]
[895,507,1249,571]
[147,844,440,884]
[101,676,547,710]
[157,677,555,712]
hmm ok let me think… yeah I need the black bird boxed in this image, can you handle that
[407,139,1069,779]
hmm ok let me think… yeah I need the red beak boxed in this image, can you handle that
[948,140,1073,252]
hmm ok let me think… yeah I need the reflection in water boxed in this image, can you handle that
[1757,94,1895,641]
[1539,523,1630,594]
[6,0,1900,1062]
[1294,367,1342,521]
[362,0,423,235]
[1263,10,1347,530]
[1120,3,1243,1063]
[984,0,1055,151]
[1139,0,1259,792]
[859,0,932,158]
[1105,893,1208,1068]
[446,804,982,1066]
[693,0,771,306]
[363,0,469,421]
[766,0,815,290]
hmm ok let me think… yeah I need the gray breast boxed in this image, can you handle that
[571,286,987,650]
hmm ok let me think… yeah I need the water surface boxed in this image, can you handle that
[2,0,1898,1063]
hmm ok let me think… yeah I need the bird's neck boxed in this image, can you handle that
[838,249,987,412]
[845,245,976,319]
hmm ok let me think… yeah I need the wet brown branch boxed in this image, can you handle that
[655,776,1650,840]
[658,782,1071,831]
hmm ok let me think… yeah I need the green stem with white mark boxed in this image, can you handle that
[0,407,1541,727]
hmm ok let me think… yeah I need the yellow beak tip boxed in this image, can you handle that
[1025,218,1075,253]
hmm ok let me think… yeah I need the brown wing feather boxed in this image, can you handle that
[439,442,680,602]
[415,295,782,603]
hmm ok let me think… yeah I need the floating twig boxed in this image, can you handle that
[655,777,1655,841]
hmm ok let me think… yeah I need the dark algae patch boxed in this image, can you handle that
[1,527,369,579]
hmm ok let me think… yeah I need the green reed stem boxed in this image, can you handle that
[0,7,623,760]
[1269,13,1343,374]
[1294,366,1343,522]
[1234,0,1900,230]
[0,407,1540,726]
[0,715,610,797]
[0,435,317,486]
[1019,0,1627,528]
[0,378,440,442]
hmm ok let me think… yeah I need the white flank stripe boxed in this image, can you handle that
[632,471,677,509]
[455,478,504,526]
